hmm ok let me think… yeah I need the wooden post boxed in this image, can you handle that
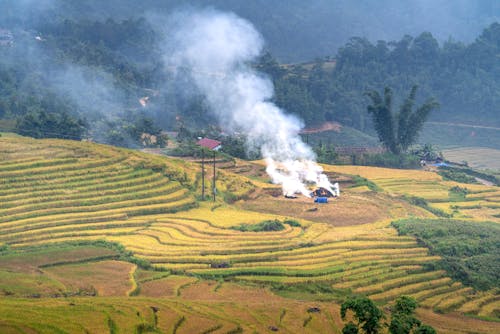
[213,150,216,202]
[201,149,205,200]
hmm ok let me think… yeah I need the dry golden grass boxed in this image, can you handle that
[435,292,473,312]
[2,281,487,334]
[0,246,118,274]
[355,270,446,294]
[420,287,474,309]
[0,135,498,331]
[458,292,499,314]
[416,308,500,334]
[478,299,500,318]
[43,260,136,296]
[139,275,198,297]
[165,203,287,228]
[322,165,441,181]
[369,277,453,301]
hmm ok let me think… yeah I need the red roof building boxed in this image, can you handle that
[196,138,222,151]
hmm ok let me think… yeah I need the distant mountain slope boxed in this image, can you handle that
[0,1,498,149]
[1,0,499,62]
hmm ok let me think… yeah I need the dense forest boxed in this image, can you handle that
[2,0,498,62]
[265,23,500,131]
[393,218,500,291]
[0,7,499,148]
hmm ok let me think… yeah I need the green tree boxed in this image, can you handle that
[388,296,437,334]
[365,86,439,154]
[16,110,86,140]
[341,296,384,334]
[342,322,359,334]
[389,296,421,334]
[414,325,436,334]
[393,296,417,314]
[365,87,398,153]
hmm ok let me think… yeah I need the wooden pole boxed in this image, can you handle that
[213,150,216,202]
[201,149,205,200]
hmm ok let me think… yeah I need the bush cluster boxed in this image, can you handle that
[392,218,500,290]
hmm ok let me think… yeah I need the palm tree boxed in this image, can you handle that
[365,85,439,154]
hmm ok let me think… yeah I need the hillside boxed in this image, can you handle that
[2,0,498,62]
[1,6,499,150]
[0,135,499,333]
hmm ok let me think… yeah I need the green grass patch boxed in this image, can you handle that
[404,196,452,217]
[449,186,469,201]
[439,168,478,184]
[231,219,286,232]
[350,175,381,191]
[283,219,301,227]
[439,166,500,186]
[392,218,500,290]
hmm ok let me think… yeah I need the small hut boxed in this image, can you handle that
[196,138,222,151]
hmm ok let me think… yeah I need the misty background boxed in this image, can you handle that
[2,0,498,62]
[0,0,499,150]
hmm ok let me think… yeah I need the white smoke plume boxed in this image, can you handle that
[164,9,336,197]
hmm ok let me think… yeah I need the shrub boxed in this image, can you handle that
[0,243,10,254]
[449,186,469,201]
[439,166,499,186]
[392,218,500,290]
[283,219,301,227]
[351,175,381,191]
[231,220,285,232]
[414,325,436,334]
[438,169,477,184]
[404,196,451,218]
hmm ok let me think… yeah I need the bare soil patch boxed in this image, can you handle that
[238,191,423,226]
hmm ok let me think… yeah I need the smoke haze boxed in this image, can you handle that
[2,0,497,62]
[0,0,143,143]
[163,10,336,196]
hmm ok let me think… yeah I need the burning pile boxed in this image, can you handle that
[165,9,337,197]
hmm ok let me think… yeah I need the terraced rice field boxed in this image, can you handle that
[442,147,500,170]
[0,134,499,332]
[0,136,199,249]
[324,165,500,221]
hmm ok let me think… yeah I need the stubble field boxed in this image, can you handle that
[0,134,498,333]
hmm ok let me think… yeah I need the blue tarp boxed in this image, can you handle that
[314,197,328,203]
[431,162,449,167]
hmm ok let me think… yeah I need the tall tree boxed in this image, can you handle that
[365,85,439,154]
[341,296,384,334]
[388,296,421,334]
[388,296,437,334]
[365,87,398,153]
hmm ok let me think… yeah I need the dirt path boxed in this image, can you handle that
[300,121,341,134]
[474,177,495,186]
[428,122,500,131]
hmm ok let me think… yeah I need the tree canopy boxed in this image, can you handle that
[365,85,439,154]
[1,15,499,149]
[341,296,384,334]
